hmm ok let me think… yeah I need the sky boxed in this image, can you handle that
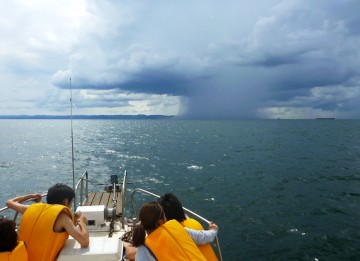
[1,0,360,119]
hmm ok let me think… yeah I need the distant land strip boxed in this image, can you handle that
[0,115,174,120]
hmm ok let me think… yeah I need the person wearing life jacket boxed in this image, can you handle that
[6,183,89,261]
[132,202,218,261]
[159,193,219,261]
[0,218,28,261]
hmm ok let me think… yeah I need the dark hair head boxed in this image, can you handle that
[0,220,18,252]
[158,193,186,222]
[46,183,75,205]
[132,202,165,247]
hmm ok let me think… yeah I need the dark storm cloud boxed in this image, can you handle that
[55,68,197,96]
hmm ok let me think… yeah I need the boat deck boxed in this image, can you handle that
[85,192,123,216]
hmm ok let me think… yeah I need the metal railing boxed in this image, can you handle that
[121,170,127,229]
[0,171,89,217]
[73,171,89,212]
[1,170,128,226]
[130,188,223,261]
[0,193,48,222]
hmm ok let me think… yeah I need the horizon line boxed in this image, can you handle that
[0,114,175,119]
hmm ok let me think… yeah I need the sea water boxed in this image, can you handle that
[1,119,360,260]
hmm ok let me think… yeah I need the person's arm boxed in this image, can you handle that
[6,193,42,214]
[185,222,218,245]
[57,212,89,247]
[135,245,157,261]
[123,242,137,260]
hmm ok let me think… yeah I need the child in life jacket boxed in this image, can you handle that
[132,202,218,261]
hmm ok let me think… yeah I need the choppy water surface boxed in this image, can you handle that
[1,119,360,260]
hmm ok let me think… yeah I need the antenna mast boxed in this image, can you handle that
[70,78,75,209]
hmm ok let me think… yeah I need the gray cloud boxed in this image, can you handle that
[1,0,360,118]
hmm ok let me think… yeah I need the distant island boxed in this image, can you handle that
[315,117,335,120]
[0,115,174,120]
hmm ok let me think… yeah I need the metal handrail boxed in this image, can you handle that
[74,171,89,212]
[121,170,127,229]
[130,188,223,261]
[0,193,48,221]
[0,171,89,216]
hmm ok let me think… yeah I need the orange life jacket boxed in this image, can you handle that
[0,241,28,261]
[182,218,219,261]
[145,219,206,261]
[19,203,73,261]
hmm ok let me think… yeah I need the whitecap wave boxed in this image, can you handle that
[288,228,306,236]
[118,154,149,160]
[148,177,163,184]
[187,165,203,170]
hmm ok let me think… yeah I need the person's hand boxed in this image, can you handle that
[209,221,218,231]
[77,213,87,226]
[32,193,42,202]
